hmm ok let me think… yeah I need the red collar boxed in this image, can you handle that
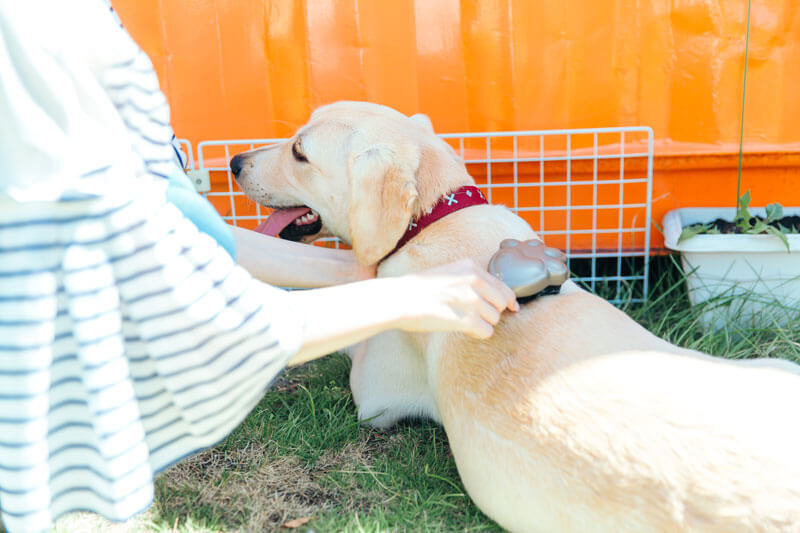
[384,185,488,260]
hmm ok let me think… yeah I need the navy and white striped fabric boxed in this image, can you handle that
[0,192,304,533]
[0,1,306,531]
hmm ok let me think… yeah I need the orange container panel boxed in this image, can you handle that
[114,0,800,251]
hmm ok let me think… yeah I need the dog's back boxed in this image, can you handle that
[437,294,800,531]
[385,204,800,532]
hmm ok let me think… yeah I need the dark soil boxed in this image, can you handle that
[707,215,800,234]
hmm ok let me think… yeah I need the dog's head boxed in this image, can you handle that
[231,101,472,265]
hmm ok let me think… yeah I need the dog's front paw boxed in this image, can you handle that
[356,399,441,429]
[357,404,400,429]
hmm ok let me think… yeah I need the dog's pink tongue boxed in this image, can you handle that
[254,207,311,237]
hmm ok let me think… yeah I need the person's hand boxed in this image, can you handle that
[393,259,519,339]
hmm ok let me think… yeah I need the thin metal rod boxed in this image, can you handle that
[735,0,752,207]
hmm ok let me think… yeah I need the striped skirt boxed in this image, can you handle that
[0,185,304,532]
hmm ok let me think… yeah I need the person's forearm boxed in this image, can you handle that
[282,259,518,366]
[231,226,372,288]
[286,278,405,365]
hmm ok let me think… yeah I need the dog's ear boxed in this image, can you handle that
[347,145,419,265]
[409,113,434,133]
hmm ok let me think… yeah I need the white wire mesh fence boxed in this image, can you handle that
[181,126,654,303]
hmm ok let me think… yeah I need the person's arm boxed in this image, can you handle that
[287,259,519,366]
[231,226,375,288]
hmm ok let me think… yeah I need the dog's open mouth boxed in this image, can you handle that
[254,206,322,241]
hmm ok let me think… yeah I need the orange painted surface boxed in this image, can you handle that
[114,0,800,251]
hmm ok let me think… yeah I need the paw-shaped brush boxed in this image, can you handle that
[488,239,569,301]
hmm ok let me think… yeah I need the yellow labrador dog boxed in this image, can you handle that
[231,101,800,532]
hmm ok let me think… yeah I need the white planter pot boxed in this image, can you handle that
[663,207,800,328]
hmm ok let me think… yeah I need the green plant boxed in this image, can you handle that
[677,190,792,250]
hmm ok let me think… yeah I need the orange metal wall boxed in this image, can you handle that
[113,0,800,249]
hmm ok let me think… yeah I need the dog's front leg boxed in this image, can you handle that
[349,329,440,428]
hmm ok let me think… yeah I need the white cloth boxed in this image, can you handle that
[0,0,180,202]
[0,1,306,531]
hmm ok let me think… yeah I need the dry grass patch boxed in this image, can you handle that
[52,511,154,533]
[151,434,391,532]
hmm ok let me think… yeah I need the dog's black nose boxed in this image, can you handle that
[229,154,246,179]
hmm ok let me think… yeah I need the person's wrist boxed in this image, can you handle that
[370,276,413,330]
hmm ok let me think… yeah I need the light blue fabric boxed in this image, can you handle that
[165,171,236,259]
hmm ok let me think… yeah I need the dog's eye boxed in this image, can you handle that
[292,141,308,163]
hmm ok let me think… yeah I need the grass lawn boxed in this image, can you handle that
[55,256,800,532]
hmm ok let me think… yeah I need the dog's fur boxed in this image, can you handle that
[234,101,800,532]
